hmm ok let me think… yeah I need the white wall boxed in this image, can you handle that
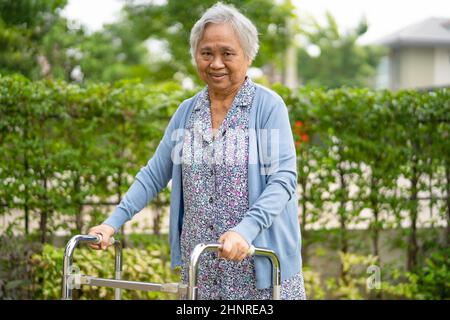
[387,46,450,90]
[434,47,450,87]
[398,47,435,89]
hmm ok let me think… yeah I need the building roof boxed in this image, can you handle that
[377,17,450,47]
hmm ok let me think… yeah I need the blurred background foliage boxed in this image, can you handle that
[0,0,448,300]
[297,12,385,88]
[0,0,383,86]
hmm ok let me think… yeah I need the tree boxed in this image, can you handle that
[1,0,298,85]
[0,0,156,83]
[297,12,385,88]
[122,0,296,83]
[74,20,156,83]
[0,0,68,79]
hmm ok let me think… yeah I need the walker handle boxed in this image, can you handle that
[188,243,281,300]
[61,234,122,300]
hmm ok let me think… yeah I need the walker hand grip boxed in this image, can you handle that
[93,234,116,246]
[217,244,256,256]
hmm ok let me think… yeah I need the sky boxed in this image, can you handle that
[61,0,124,32]
[61,0,450,45]
[293,0,450,44]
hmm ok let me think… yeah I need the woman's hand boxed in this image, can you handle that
[218,231,250,261]
[87,224,115,250]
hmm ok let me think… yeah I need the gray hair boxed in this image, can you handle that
[190,2,259,63]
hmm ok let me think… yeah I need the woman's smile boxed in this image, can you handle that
[210,72,228,81]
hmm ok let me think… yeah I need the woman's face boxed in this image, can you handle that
[195,23,250,95]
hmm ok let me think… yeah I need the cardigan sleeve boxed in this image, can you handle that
[102,103,185,232]
[231,99,297,245]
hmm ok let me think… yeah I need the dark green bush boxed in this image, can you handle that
[0,235,41,299]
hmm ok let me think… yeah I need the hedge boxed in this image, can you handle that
[0,74,449,299]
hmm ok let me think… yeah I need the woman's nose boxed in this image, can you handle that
[209,55,225,69]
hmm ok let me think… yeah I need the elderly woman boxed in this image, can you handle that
[88,2,305,300]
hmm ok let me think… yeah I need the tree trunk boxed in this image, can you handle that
[117,167,127,248]
[24,162,29,236]
[284,17,298,89]
[371,208,380,258]
[24,125,29,235]
[24,195,29,235]
[40,177,48,244]
[153,207,162,236]
[407,158,419,272]
[445,162,450,247]
[300,193,308,265]
[300,167,309,265]
[74,174,83,233]
[40,209,47,243]
[428,158,434,228]
[338,164,348,255]
[337,161,348,282]
[370,175,380,258]
[118,120,127,247]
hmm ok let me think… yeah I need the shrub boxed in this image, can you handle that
[30,241,180,300]
[0,235,41,299]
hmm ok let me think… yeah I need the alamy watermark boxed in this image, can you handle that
[170,127,281,175]
[366,265,381,290]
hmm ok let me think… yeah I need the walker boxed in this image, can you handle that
[61,234,281,300]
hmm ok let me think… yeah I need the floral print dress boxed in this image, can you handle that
[180,78,306,300]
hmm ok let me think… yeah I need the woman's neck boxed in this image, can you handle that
[208,78,246,108]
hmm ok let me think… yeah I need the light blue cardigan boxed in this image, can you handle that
[103,82,302,289]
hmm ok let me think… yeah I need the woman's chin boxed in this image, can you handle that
[208,81,229,91]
